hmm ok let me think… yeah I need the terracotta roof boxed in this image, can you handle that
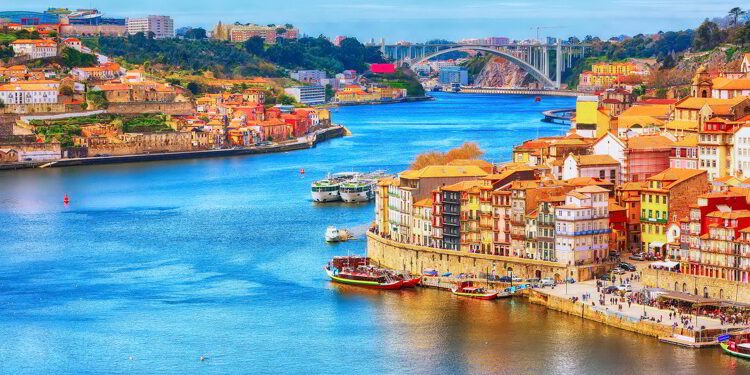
[619,104,671,117]
[712,77,750,91]
[575,185,610,193]
[626,134,674,150]
[441,179,483,192]
[573,154,619,166]
[414,198,433,207]
[673,134,698,147]
[675,96,746,110]
[706,210,750,220]
[646,168,706,188]
[0,83,58,91]
[10,39,56,46]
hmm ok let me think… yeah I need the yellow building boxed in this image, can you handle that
[579,62,638,89]
[572,96,611,138]
[639,168,710,256]
[334,85,380,103]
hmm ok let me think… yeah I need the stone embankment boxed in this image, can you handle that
[0,125,345,171]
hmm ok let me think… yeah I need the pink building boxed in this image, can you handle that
[624,134,674,182]
[669,135,699,170]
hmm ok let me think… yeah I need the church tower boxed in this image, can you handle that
[691,65,712,98]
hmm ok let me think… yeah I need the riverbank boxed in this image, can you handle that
[328,96,434,107]
[1,125,345,170]
[367,231,746,348]
[455,87,585,97]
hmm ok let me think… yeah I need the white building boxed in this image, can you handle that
[592,132,626,166]
[10,39,58,59]
[127,15,174,39]
[733,127,750,179]
[284,86,326,105]
[290,70,326,84]
[560,154,621,185]
[0,82,59,105]
[554,186,610,269]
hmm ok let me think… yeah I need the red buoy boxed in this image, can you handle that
[535,96,542,102]
[63,194,70,205]
[299,168,305,174]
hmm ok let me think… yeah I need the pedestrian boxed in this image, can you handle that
[628,301,631,308]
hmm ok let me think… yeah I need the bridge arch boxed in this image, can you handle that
[408,46,556,88]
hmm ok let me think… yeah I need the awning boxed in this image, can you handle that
[649,242,665,249]
[658,291,721,306]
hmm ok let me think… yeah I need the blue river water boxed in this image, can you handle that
[0,93,747,374]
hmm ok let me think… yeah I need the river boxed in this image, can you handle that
[0,93,746,374]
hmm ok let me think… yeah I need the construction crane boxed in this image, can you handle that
[531,26,563,44]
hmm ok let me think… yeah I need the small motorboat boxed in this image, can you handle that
[719,330,750,359]
[451,282,498,300]
[325,226,353,242]
[423,269,438,276]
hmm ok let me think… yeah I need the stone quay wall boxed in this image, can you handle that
[528,290,688,339]
[642,267,750,304]
[366,232,571,279]
[106,102,194,116]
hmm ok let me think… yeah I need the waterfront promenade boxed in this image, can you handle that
[0,125,345,170]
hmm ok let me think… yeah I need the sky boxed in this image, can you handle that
[7,0,742,42]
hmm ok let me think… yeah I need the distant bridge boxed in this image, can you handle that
[381,41,587,89]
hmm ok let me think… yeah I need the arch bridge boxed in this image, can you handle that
[381,41,587,89]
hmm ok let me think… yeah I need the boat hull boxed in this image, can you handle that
[325,268,403,290]
[312,191,341,202]
[340,190,373,203]
[720,343,750,359]
[402,277,421,288]
[451,290,498,300]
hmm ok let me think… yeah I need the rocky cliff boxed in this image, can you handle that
[474,57,532,87]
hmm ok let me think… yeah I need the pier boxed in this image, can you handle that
[542,108,575,124]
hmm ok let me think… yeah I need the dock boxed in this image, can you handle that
[542,108,575,124]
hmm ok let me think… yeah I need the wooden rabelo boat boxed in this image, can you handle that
[720,330,750,359]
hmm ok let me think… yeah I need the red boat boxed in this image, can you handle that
[324,265,404,290]
[402,277,421,288]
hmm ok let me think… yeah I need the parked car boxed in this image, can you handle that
[511,276,523,283]
[564,277,576,284]
[603,286,619,294]
[541,277,556,287]
[617,284,633,292]
[629,253,645,261]
[619,262,636,272]
[612,268,626,275]
[598,274,611,281]
[498,276,512,282]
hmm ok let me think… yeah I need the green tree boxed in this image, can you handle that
[278,94,296,105]
[693,20,723,51]
[184,28,207,40]
[85,90,108,109]
[186,82,200,95]
[61,47,96,67]
[244,36,265,56]
[729,7,746,26]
